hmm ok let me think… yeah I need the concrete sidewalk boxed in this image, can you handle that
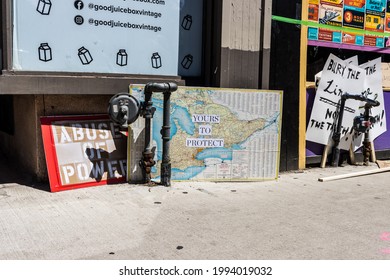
[1,158,390,260]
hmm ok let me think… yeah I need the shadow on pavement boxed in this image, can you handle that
[0,154,50,192]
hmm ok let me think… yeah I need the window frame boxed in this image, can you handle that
[0,0,212,95]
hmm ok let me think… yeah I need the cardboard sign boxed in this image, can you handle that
[353,58,387,149]
[360,58,387,140]
[41,115,127,192]
[308,54,387,151]
[306,54,365,150]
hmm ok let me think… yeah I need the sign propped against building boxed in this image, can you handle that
[357,58,387,142]
[307,54,387,151]
[41,115,127,192]
[306,54,365,150]
[128,86,283,182]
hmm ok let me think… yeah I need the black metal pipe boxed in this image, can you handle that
[331,93,380,167]
[363,104,371,165]
[140,88,155,183]
[144,82,178,94]
[343,93,380,106]
[161,91,172,186]
[144,90,153,153]
[362,100,380,164]
[331,95,346,167]
[140,82,177,185]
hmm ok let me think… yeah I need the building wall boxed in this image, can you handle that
[219,0,262,89]
[1,95,113,181]
[0,0,302,181]
[270,0,302,171]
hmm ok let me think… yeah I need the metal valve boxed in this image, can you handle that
[108,93,140,128]
[108,82,177,186]
[353,115,376,134]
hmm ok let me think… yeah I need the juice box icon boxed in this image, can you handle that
[36,0,52,15]
[151,52,162,69]
[181,54,193,69]
[181,15,193,30]
[78,47,93,65]
[38,43,52,62]
[117,49,128,66]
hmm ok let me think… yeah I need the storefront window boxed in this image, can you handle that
[178,0,204,77]
[9,0,205,78]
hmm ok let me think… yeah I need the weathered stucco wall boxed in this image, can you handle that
[220,0,262,89]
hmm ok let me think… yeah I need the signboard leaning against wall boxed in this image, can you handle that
[307,54,387,151]
[41,115,128,192]
[13,0,180,75]
[306,54,365,150]
[128,86,283,183]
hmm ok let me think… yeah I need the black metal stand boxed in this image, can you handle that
[331,95,347,167]
[331,93,380,167]
[362,103,375,165]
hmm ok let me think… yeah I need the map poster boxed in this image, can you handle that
[128,86,283,182]
[41,115,127,192]
[306,54,366,150]
[13,0,180,75]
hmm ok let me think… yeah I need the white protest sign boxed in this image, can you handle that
[314,56,358,90]
[353,58,387,149]
[307,54,365,150]
[360,58,387,140]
